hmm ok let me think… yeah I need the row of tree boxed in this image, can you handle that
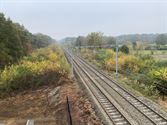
[72,32,167,49]
[0,13,56,67]
[74,32,116,48]
[155,34,167,45]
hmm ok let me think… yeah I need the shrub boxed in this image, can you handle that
[81,49,94,60]
[149,68,167,87]
[143,85,159,97]
[95,49,115,65]
[132,73,152,85]
[0,61,63,92]
[104,51,142,73]
[0,45,70,96]
[119,55,145,74]
[119,45,129,54]
[104,58,116,71]
[155,60,167,67]
[80,48,165,98]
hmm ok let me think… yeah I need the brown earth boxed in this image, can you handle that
[158,96,167,112]
[0,77,102,125]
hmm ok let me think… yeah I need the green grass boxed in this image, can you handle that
[133,50,167,55]
[132,50,167,60]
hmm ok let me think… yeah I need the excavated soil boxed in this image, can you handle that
[0,77,102,125]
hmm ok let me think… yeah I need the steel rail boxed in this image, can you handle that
[73,60,114,125]
[65,49,137,125]
[75,53,167,125]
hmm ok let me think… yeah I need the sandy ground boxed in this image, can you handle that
[0,77,102,125]
[158,96,167,112]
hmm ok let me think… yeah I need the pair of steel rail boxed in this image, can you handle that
[65,49,167,125]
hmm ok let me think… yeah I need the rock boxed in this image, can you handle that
[48,87,60,105]
[48,87,60,97]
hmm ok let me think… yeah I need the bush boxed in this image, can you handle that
[95,49,115,64]
[0,45,70,96]
[80,48,166,98]
[104,58,116,71]
[103,51,143,73]
[132,73,152,85]
[149,68,167,87]
[121,56,141,73]
[155,60,167,67]
[0,61,61,91]
[119,45,129,54]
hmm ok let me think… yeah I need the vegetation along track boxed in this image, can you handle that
[76,53,167,125]
[64,49,137,125]
[64,49,167,125]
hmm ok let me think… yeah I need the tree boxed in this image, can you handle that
[132,42,137,50]
[32,33,56,48]
[87,32,103,47]
[155,34,167,46]
[106,36,116,45]
[75,36,86,48]
[120,45,129,54]
[0,12,56,67]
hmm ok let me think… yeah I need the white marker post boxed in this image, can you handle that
[26,120,34,125]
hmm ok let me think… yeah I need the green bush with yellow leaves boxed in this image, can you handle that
[0,45,70,97]
[149,68,167,86]
[80,48,167,97]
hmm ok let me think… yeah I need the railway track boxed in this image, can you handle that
[74,62,132,125]
[75,55,167,125]
[65,50,137,125]
[65,49,138,125]
[64,49,167,125]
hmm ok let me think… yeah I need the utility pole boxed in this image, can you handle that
[70,48,74,77]
[116,41,118,81]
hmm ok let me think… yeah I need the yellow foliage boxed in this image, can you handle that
[120,55,140,73]
[150,68,167,81]
[106,49,115,57]
[0,45,70,92]
[48,53,58,62]
[104,53,140,73]
[104,58,115,71]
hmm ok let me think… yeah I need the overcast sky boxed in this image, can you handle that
[0,0,167,40]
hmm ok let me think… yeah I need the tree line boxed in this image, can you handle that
[116,34,159,43]
[0,13,56,67]
[62,32,167,55]
[74,32,116,48]
[64,32,167,50]
[61,32,167,53]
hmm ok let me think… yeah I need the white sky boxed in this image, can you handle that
[0,0,167,39]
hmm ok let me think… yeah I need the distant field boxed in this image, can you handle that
[133,50,167,60]
[152,55,167,60]
[135,50,167,55]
